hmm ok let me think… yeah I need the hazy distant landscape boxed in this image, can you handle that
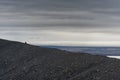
[44,46,120,56]
[43,46,120,59]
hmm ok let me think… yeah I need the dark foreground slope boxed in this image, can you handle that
[0,39,120,80]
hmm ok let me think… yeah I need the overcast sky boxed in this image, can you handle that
[1,0,120,46]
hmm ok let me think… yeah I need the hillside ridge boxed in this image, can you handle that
[0,39,120,80]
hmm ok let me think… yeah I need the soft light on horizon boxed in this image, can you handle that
[1,27,120,46]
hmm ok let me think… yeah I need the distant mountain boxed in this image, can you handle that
[43,46,120,56]
[1,39,120,80]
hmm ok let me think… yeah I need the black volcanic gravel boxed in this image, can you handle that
[0,39,120,80]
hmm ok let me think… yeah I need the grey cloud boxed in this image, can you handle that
[9,0,120,11]
[0,0,120,28]
[0,0,119,12]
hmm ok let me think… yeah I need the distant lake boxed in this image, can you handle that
[42,46,120,56]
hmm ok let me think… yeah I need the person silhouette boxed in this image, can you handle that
[25,42,27,44]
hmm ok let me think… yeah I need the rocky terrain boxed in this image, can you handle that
[0,39,120,80]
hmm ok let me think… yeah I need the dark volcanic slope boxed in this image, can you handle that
[0,39,120,80]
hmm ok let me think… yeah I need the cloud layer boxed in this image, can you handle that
[1,0,120,27]
[0,0,120,46]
